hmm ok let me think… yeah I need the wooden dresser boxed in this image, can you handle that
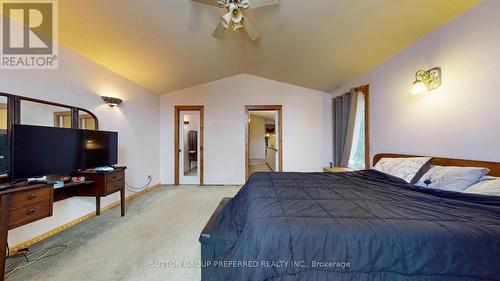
[0,168,126,280]
[72,169,126,216]
[0,184,53,281]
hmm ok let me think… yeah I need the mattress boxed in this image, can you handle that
[208,170,500,281]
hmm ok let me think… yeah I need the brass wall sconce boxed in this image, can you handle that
[411,67,442,95]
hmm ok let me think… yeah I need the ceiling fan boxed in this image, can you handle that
[192,0,279,40]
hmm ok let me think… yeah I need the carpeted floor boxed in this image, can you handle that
[5,185,240,281]
[250,159,271,174]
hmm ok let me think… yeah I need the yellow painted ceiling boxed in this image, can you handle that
[59,0,479,94]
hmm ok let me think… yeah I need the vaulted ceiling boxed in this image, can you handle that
[59,0,478,94]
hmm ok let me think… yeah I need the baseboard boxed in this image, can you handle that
[9,183,162,254]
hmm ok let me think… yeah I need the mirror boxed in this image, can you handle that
[79,110,96,130]
[20,100,73,128]
[0,96,7,175]
[183,114,200,177]
[0,94,100,182]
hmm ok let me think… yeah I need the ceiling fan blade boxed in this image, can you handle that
[242,15,259,41]
[248,0,279,9]
[212,22,226,39]
[191,0,219,7]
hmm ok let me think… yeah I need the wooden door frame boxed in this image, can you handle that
[354,85,371,169]
[174,106,204,186]
[245,105,283,180]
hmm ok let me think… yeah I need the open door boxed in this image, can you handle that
[175,106,204,185]
[245,105,283,180]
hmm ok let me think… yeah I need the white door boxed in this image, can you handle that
[179,111,200,184]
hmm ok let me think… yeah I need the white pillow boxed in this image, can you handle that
[416,166,490,192]
[464,177,500,196]
[373,157,432,183]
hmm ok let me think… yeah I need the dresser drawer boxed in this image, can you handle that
[9,186,52,210]
[106,179,124,194]
[107,170,124,183]
[9,201,52,229]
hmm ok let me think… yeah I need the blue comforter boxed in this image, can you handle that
[210,170,500,281]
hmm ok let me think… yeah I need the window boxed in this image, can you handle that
[348,94,366,170]
[332,85,369,171]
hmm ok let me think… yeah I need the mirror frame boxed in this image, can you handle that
[0,92,99,182]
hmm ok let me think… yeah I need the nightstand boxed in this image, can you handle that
[323,167,353,173]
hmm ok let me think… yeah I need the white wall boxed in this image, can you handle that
[249,115,266,160]
[0,46,160,245]
[160,74,331,185]
[332,0,500,164]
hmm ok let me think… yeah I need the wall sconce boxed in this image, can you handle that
[101,96,123,107]
[411,67,442,95]
[184,121,190,126]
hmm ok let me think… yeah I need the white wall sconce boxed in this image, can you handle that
[411,67,442,95]
[101,96,123,107]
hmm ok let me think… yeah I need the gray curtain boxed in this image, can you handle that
[332,89,360,167]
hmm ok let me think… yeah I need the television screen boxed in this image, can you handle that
[11,125,118,180]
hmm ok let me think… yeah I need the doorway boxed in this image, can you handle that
[174,106,204,185]
[245,105,283,180]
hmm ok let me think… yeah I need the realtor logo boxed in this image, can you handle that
[1,0,58,69]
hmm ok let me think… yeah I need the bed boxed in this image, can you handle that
[200,154,500,281]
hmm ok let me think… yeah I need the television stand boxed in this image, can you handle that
[0,168,127,281]
[70,168,126,216]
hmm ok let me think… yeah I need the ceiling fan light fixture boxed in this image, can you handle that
[228,2,238,10]
[229,3,243,23]
[231,8,243,23]
[199,0,278,40]
[221,12,232,28]
[233,21,244,31]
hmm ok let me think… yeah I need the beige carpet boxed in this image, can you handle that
[6,185,240,281]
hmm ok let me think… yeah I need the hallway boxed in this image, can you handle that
[249,159,272,174]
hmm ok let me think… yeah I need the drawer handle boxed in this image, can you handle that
[113,174,118,179]
[27,193,37,201]
[27,208,36,215]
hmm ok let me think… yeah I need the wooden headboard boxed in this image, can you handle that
[373,153,500,177]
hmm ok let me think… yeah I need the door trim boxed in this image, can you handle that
[245,105,283,181]
[174,106,204,185]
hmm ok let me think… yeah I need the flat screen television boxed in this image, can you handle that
[11,124,118,181]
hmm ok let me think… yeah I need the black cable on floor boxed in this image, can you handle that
[125,176,152,193]
[5,245,67,278]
